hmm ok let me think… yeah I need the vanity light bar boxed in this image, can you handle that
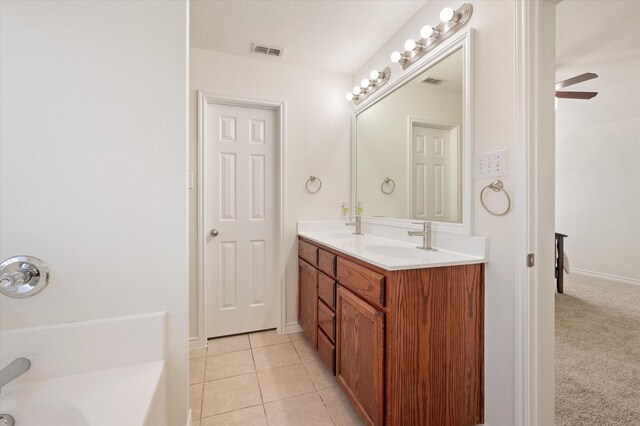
[346,67,391,105]
[390,4,473,70]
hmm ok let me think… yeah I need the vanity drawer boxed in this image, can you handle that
[317,328,336,375]
[318,273,336,309]
[318,299,336,342]
[318,249,336,277]
[298,239,318,266]
[336,257,385,308]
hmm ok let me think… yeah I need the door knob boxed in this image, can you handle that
[209,229,219,237]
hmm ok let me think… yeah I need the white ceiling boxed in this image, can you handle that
[409,47,463,93]
[190,0,427,75]
[556,0,640,124]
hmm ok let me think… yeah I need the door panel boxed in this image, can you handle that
[412,125,450,222]
[204,103,277,338]
[336,286,384,425]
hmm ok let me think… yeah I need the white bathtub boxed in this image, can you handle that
[0,361,167,426]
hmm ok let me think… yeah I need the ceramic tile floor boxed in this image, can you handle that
[190,329,364,426]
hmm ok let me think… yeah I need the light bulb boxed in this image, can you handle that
[420,25,435,39]
[346,92,354,101]
[440,7,456,23]
[352,86,361,95]
[360,78,370,88]
[390,51,403,63]
[369,70,380,80]
[404,39,417,51]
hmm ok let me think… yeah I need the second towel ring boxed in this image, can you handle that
[381,177,395,194]
[480,180,511,216]
[305,175,322,194]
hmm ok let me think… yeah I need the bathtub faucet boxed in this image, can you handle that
[0,357,31,392]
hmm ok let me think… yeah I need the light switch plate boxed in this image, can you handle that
[475,149,507,178]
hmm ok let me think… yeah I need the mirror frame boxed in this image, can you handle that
[351,28,474,235]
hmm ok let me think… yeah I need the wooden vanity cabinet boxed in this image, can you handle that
[298,236,484,426]
[336,285,385,425]
[298,258,318,348]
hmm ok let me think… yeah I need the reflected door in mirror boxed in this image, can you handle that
[411,123,459,223]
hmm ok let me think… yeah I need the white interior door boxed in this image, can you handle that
[412,124,451,222]
[204,103,277,338]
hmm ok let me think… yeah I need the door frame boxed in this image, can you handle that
[514,1,556,425]
[406,117,460,221]
[196,92,286,347]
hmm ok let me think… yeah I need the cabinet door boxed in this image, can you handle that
[336,286,384,425]
[298,259,318,348]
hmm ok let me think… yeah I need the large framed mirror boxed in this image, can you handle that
[353,29,473,234]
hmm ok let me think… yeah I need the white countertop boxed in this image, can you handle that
[298,225,487,271]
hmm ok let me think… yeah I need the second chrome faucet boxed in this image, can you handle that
[345,215,363,235]
[408,221,438,251]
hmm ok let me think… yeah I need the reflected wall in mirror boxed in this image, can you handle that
[356,47,464,223]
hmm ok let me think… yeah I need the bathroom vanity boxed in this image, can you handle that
[297,23,484,425]
[297,228,485,426]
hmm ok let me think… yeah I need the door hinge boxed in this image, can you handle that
[527,253,535,267]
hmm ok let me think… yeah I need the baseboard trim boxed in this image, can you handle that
[571,268,640,287]
[283,321,302,334]
[190,336,205,349]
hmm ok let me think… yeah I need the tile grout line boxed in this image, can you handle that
[250,334,295,349]
[291,337,340,425]
[262,403,269,426]
[200,403,264,419]
[257,332,319,417]
[249,332,268,416]
[319,390,339,426]
[298,347,321,392]
[251,332,271,426]
[206,347,251,356]
[196,332,324,424]
[198,343,207,422]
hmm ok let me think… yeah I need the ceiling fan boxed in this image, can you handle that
[555,72,598,100]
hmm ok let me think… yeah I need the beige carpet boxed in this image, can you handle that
[556,273,640,425]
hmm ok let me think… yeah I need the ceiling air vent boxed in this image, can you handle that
[251,43,284,58]
[422,77,445,85]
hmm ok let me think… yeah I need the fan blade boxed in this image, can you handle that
[555,72,598,90]
[555,91,598,99]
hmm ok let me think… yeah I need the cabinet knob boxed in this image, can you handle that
[210,229,219,237]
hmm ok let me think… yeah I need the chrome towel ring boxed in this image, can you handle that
[305,175,322,194]
[480,180,511,216]
[381,177,395,194]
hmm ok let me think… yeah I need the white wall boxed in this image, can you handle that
[0,1,189,424]
[556,0,640,283]
[189,48,352,339]
[353,1,517,423]
[357,84,462,219]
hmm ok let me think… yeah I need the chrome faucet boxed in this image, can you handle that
[0,358,31,392]
[345,215,363,235]
[0,414,15,426]
[407,221,438,251]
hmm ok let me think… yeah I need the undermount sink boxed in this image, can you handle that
[363,245,428,259]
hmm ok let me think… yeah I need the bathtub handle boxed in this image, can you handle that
[0,256,49,298]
